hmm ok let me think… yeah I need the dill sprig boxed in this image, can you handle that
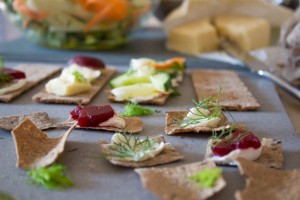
[0,56,4,71]
[188,168,222,188]
[108,133,159,161]
[72,71,87,83]
[122,102,160,117]
[0,74,13,86]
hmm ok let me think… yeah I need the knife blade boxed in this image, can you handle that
[221,39,300,100]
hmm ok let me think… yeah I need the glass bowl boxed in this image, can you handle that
[1,0,157,50]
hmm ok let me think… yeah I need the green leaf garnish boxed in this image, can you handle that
[122,102,160,117]
[171,90,181,97]
[0,193,14,200]
[27,164,73,190]
[188,168,222,188]
[0,74,13,86]
[72,71,87,83]
[0,56,4,71]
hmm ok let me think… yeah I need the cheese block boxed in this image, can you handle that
[167,18,219,55]
[215,15,270,51]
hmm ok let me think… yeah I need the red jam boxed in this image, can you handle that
[70,105,114,127]
[212,131,261,157]
[68,55,105,69]
[2,68,26,80]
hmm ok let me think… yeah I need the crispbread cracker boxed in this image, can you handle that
[0,112,56,131]
[235,158,300,200]
[165,110,233,135]
[63,115,143,134]
[191,70,260,111]
[108,92,171,105]
[32,68,116,104]
[11,118,75,169]
[0,64,61,102]
[100,136,183,167]
[205,138,283,168]
[135,161,226,200]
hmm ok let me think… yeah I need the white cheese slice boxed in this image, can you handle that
[0,79,27,95]
[99,115,126,129]
[61,64,101,83]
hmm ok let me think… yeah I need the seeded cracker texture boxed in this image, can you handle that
[235,158,300,200]
[0,112,56,131]
[135,160,226,200]
[191,70,260,111]
[99,135,183,167]
[11,118,75,169]
[63,115,143,133]
[108,92,171,105]
[0,64,61,102]
[204,138,283,168]
[32,68,116,104]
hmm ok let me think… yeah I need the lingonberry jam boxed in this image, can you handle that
[2,68,26,80]
[70,105,114,127]
[68,56,105,69]
[212,131,261,157]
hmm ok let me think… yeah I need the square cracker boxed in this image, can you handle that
[32,68,116,104]
[0,112,56,131]
[135,160,226,200]
[63,115,143,134]
[100,135,183,168]
[165,110,232,135]
[191,69,260,111]
[204,138,283,169]
[11,118,75,169]
[0,64,61,102]
[235,158,300,200]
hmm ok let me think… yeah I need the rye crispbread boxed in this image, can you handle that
[108,92,171,105]
[205,138,283,168]
[165,110,235,135]
[191,70,260,111]
[32,68,116,104]
[135,160,226,200]
[0,112,56,131]
[100,135,183,167]
[235,158,300,200]
[11,118,75,169]
[0,64,61,102]
[63,115,143,134]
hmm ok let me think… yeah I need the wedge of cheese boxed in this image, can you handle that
[167,18,219,55]
[215,15,270,51]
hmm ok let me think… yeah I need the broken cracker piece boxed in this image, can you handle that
[0,112,56,131]
[11,118,75,169]
[32,68,116,105]
[135,160,226,200]
[100,135,183,168]
[205,138,283,168]
[235,158,300,200]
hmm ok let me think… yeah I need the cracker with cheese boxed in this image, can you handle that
[11,118,75,169]
[135,160,226,200]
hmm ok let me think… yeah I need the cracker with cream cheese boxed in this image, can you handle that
[0,64,61,103]
[235,158,300,200]
[99,135,183,168]
[11,118,75,169]
[135,160,226,200]
[32,68,116,105]
[204,138,283,168]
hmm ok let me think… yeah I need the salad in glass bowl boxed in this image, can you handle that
[1,0,155,50]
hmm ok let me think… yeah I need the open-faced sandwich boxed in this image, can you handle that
[99,133,183,167]
[63,104,143,133]
[109,57,186,105]
[0,57,61,102]
[32,55,116,104]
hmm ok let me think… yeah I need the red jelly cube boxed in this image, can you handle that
[2,68,26,79]
[70,106,83,120]
[77,105,114,127]
[68,55,105,69]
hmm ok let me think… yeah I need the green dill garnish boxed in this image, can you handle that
[27,164,73,190]
[108,133,161,161]
[72,71,87,83]
[122,102,160,117]
[0,56,4,71]
[188,168,222,188]
[0,193,14,200]
[0,74,13,86]
[171,90,181,97]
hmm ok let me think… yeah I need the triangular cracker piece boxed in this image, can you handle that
[12,118,75,169]
[165,110,234,135]
[0,64,61,103]
[205,138,283,168]
[191,70,260,111]
[135,161,226,200]
[0,112,56,131]
[63,115,143,134]
[108,92,171,105]
[235,158,300,200]
[100,135,183,167]
[32,68,116,105]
